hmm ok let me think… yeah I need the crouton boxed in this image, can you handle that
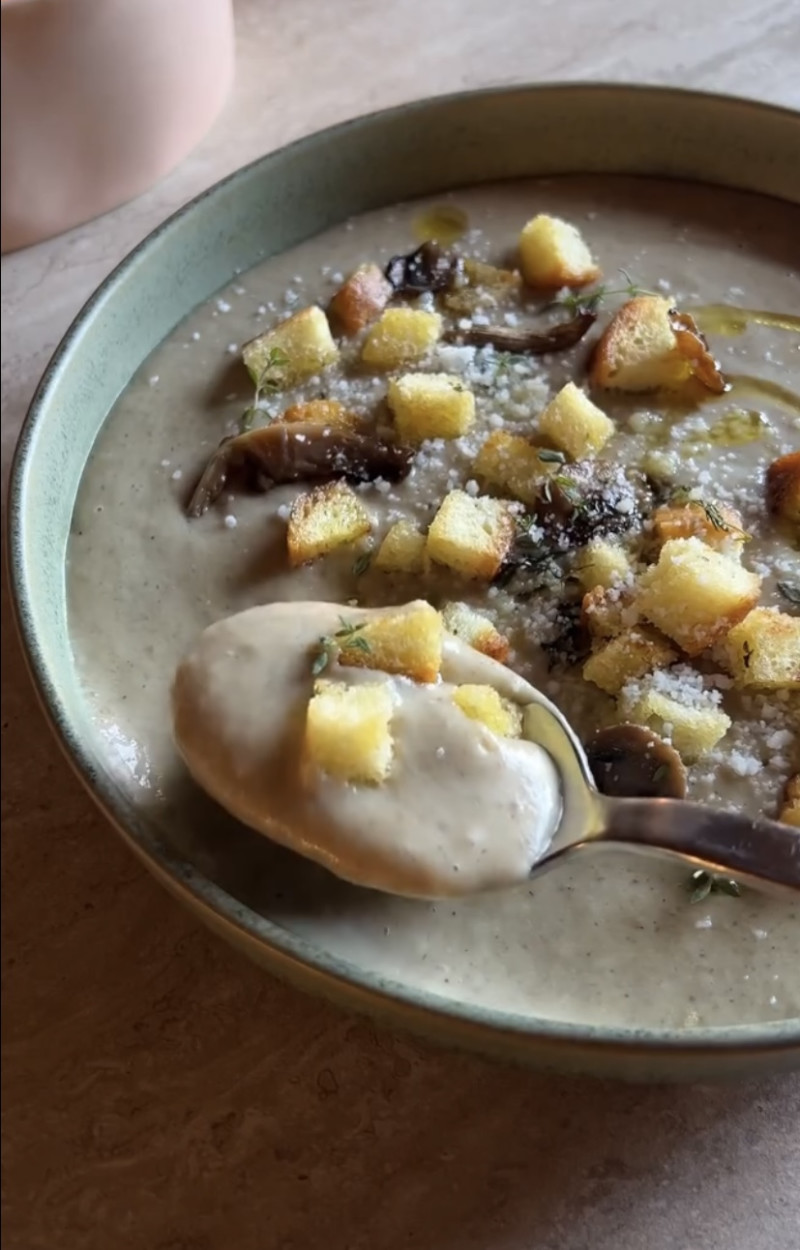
[388,372,475,442]
[328,263,393,334]
[287,481,371,566]
[576,537,633,592]
[426,490,515,580]
[242,306,338,388]
[590,296,686,392]
[537,382,615,459]
[650,501,747,556]
[361,307,442,369]
[581,584,639,640]
[583,627,677,696]
[518,215,601,288]
[280,399,359,430]
[723,608,800,690]
[441,601,510,663]
[621,687,731,761]
[462,258,522,291]
[637,537,761,656]
[474,431,550,506]
[778,775,800,827]
[306,680,394,783]
[338,601,443,683]
[373,520,428,574]
[452,685,523,738]
[766,451,800,524]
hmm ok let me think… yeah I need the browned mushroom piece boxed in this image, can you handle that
[186,423,415,518]
[384,242,457,294]
[668,309,727,395]
[449,309,597,355]
[586,723,687,799]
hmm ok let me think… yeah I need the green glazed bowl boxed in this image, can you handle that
[8,84,800,1081]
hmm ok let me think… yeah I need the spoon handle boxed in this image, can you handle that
[596,797,800,893]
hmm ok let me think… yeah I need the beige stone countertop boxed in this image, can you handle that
[3,2,799,1247]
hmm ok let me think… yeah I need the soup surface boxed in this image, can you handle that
[68,176,800,1029]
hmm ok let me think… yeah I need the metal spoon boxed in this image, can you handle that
[523,696,800,895]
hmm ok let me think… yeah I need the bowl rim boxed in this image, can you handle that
[8,81,800,1063]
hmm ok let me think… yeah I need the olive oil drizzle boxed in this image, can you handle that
[691,304,800,337]
[726,375,800,415]
[412,205,469,246]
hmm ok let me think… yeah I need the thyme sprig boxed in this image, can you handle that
[240,347,290,432]
[552,269,657,316]
[312,618,370,676]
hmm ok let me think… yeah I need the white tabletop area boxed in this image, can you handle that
[2,1,799,1247]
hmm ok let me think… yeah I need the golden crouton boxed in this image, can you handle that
[650,501,747,556]
[441,601,510,663]
[328,263,393,334]
[426,490,515,580]
[723,608,800,690]
[581,585,639,640]
[462,258,522,291]
[361,307,442,369]
[622,687,731,761]
[590,297,726,395]
[242,306,339,388]
[537,382,615,459]
[452,685,523,738]
[576,538,633,592]
[338,601,443,683]
[287,481,371,566]
[306,680,394,783]
[583,627,677,696]
[766,451,800,524]
[518,215,601,288]
[373,520,428,574]
[474,431,550,506]
[778,775,800,827]
[280,399,359,430]
[637,537,761,656]
[388,373,475,442]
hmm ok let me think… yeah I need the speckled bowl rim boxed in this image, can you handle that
[8,83,800,1078]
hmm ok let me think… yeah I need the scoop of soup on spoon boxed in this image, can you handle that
[172,601,800,899]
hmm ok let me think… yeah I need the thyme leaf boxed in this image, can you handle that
[239,346,290,432]
[688,868,742,904]
[353,551,373,577]
[311,618,370,675]
[537,448,566,464]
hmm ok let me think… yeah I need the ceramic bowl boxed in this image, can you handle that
[1,0,234,253]
[8,84,800,1081]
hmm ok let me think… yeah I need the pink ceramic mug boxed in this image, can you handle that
[1,0,235,253]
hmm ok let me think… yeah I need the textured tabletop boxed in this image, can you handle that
[3,2,799,1247]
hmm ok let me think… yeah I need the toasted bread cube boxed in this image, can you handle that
[766,451,800,524]
[622,688,731,761]
[361,307,442,369]
[638,537,761,656]
[576,538,633,592]
[287,481,371,566]
[338,601,443,683]
[373,520,428,574]
[388,372,475,442]
[581,585,639,640]
[650,501,747,556]
[328,263,393,334]
[306,680,394,783]
[452,685,522,738]
[537,383,615,459]
[427,490,515,580]
[518,214,601,288]
[441,601,510,662]
[589,295,690,392]
[723,608,800,690]
[778,775,800,827]
[242,306,338,388]
[474,431,549,506]
[462,258,522,290]
[583,627,677,696]
[280,399,359,430]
